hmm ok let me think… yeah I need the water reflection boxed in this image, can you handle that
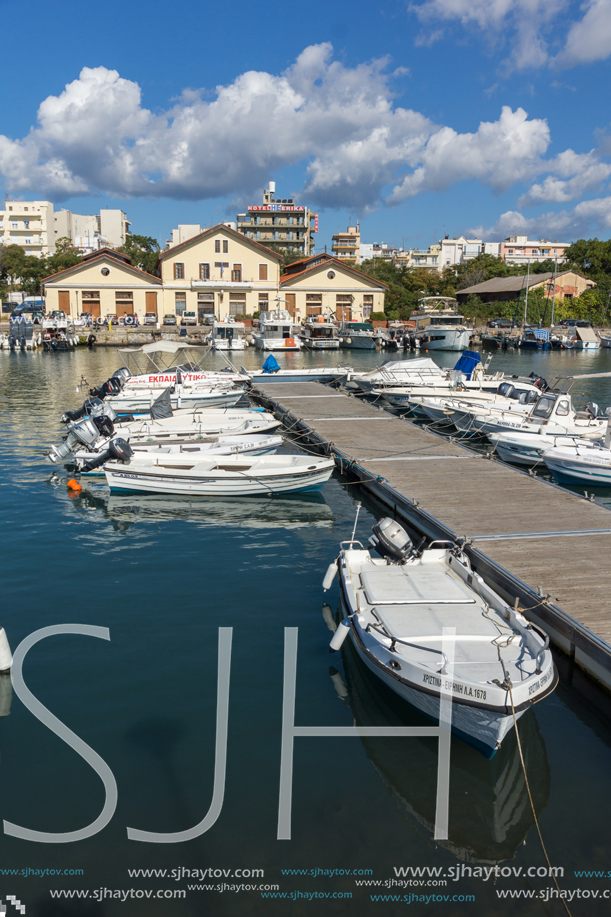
[58,482,334,532]
[334,631,550,864]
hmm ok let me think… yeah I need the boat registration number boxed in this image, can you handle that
[423,673,486,700]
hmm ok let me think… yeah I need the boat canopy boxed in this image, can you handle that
[262,354,281,373]
[118,339,208,374]
[453,351,481,379]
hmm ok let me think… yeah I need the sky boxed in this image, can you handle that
[2,0,611,253]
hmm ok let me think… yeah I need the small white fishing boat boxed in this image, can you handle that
[104,453,335,496]
[242,355,351,384]
[488,429,603,466]
[253,310,302,351]
[104,384,244,415]
[599,333,611,349]
[573,326,600,350]
[323,517,556,757]
[542,432,611,485]
[207,320,247,351]
[403,380,543,423]
[75,433,283,475]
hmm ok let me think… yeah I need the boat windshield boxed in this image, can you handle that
[531,395,556,419]
[344,323,372,332]
[429,316,463,326]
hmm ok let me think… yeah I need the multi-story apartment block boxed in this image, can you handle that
[499,235,569,266]
[0,200,55,257]
[53,208,131,252]
[439,236,483,269]
[237,182,316,257]
[331,223,360,264]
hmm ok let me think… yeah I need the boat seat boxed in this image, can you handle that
[361,566,475,606]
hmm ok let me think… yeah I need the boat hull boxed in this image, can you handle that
[544,454,611,485]
[253,336,302,351]
[105,465,333,496]
[418,329,472,352]
[107,389,243,414]
[339,336,378,350]
[302,340,340,350]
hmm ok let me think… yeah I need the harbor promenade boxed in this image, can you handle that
[251,381,611,690]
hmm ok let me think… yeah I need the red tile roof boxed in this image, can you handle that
[41,253,162,284]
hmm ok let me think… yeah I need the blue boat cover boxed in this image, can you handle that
[262,354,280,373]
[452,350,481,379]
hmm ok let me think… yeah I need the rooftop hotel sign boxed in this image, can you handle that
[249,205,305,211]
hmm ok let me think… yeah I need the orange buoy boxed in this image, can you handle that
[67,479,82,493]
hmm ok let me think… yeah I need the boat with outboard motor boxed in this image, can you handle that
[206,320,247,351]
[73,433,284,476]
[541,423,611,484]
[488,428,604,466]
[350,352,496,397]
[103,452,335,496]
[241,354,351,384]
[413,381,544,424]
[337,321,381,350]
[102,382,244,415]
[322,516,557,757]
[48,407,282,464]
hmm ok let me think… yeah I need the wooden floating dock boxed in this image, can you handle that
[251,381,611,691]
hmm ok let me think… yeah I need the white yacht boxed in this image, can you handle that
[208,320,246,351]
[411,297,472,351]
[300,318,340,350]
[253,310,302,351]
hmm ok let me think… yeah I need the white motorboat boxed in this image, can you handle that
[104,383,244,415]
[599,333,611,349]
[253,310,302,351]
[573,326,600,350]
[300,319,340,350]
[111,341,247,390]
[48,410,282,464]
[323,517,556,758]
[542,433,611,485]
[488,429,603,466]
[338,321,380,350]
[104,453,335,496]
[349,352,504,395]
[452,390,609,440]
[243,362,351,384]
[207,320,246,351]
[411,297,472,352]
[75,433,283,475]
[348,357,448,393]
[415,383,542,424]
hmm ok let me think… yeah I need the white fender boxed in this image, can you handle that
[322,603,337,632]
[329,619,351,653]
[322,560,338,591]
[0,628,12,672]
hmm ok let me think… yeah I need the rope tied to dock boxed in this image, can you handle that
[508,685,574,917]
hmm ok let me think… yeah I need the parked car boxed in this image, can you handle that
[181,311,197,326]
[105,314,119,326]
[144,312,157,325]
[162,314,177,326]
[487,318,516,328]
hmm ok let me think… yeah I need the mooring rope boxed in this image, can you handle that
[508,686,573,917]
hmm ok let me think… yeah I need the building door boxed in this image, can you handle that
[115,302,134,317]
[145,291,158,316]
[285,293,296,318]
[58,291,70,315]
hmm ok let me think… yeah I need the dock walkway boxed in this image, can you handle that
[252,381,611,689]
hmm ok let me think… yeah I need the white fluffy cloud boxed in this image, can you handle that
[411,0,611,70]
[389,106,550,202]
[1,43,610,232]
[559,0,611,65]
[518,150,611,206]
[472,197,611,241]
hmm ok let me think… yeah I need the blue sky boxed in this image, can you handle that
[2,0,611,252]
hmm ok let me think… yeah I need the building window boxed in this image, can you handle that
[23,220,29,229]
[223,240,228,253]
[258,294,269,310]
[258,264,268,281]
[229,292,246,316]
[214,262,229,277]
[198,292,215,315]
[200,263,210,280]
[174,263,185,280]
[175,293,187,315]
[11,222,17,229]
[231,264,242,282]
[363,295,374,319]
[214,240,221,253]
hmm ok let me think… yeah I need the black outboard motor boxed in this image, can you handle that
[529,372,549,392]
[369,518,413,562]
[62,397,103,424]
[82,438,133,473]
[89,376,123,399]
[111,368,131,384]
[586,401,602,418]
[92,415,115,438]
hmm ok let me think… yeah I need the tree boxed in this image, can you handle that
[117,234,160,275]
[54,236,77,254]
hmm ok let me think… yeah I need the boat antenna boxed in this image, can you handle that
[351,502,362,543]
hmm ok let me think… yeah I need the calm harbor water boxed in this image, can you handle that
[1,345,611,915]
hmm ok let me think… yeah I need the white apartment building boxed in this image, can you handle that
[499,235,569,266]
[0,200,55,257]
[439,236,483,269]
[54,208,131,251]
[166,222,236,249]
